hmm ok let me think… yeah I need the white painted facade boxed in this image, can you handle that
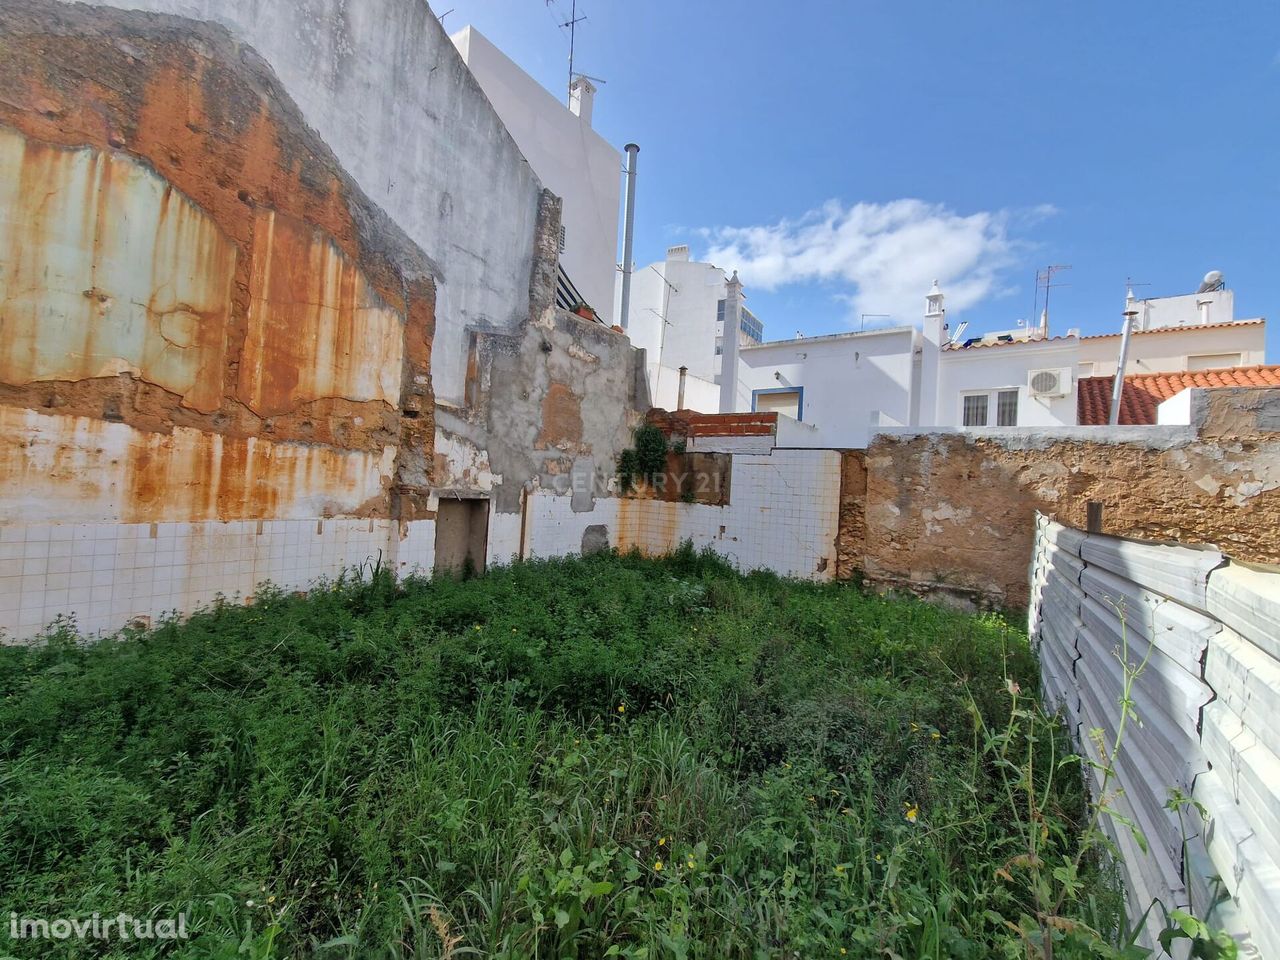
[934,338,1080,428]
[714,274,1266,442]
[1077,323,1265,378]
[622,246,763,411]
[736,328,919,448]
[451,26,622,326]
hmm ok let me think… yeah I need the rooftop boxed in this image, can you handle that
[1077,364,1280,425]
[944,334,1077,352]
[1079,318,1264,341]
[742,326,916,350]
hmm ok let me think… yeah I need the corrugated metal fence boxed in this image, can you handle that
[1029,513,1280,958]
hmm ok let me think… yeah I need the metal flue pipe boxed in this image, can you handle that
[677,365,688,410]
[618,143,639,331]
[1108,310,1139,426]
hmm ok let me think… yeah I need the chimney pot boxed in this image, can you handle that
[569,76,596,126]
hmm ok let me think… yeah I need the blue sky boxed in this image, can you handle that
[445,1,1278,357]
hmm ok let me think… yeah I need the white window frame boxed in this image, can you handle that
[960,388,1021,427]
[1185,352,1241,372]
[960,391,991,427]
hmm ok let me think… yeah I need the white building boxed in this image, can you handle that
[622,245,763,412]
[713,271,1267,440]
[1076,281,1265,379]
[451,26,622,324]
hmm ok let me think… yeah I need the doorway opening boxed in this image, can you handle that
[433,497,489,577]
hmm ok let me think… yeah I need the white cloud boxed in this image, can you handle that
[701,199,1051,326]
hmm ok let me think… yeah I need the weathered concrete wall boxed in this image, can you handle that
[0,1,436,522]
[858,388,1280,609]
[0,1,652,643]
[430,188,648,520]
[50,0,542,405]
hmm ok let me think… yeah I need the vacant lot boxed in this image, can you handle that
[0,549,1120,958]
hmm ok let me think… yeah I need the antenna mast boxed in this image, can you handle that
[1034,264,1071,337]
[561,0,587,99]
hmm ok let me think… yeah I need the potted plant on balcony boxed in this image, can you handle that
[571,301,597,322]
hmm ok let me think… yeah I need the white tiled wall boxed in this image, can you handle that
[488,510,523,566]
[614,449,841,579]
[397,519,436,576]
[0,519,400,643]
[524,495,619,559]
[1,451,843,644]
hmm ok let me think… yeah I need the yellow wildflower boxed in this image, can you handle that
[931,730,941,740]
[686,859,696,869]
[903,802,919,824]
[617,704,626,714]
[658,836,666,846]
[654,860,664,872]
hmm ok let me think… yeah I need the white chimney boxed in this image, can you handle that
[569,76,596,127]
[1197,298,1213,326]
[923,279,945,345]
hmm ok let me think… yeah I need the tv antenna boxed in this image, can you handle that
[554,0,588,97]
[1124,277,1151,298]
[1032,264,1071,337]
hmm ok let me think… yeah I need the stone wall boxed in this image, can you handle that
[835,450,866,581]
[854,388,1280,610]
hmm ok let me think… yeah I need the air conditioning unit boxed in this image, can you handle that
[1027,367,1072,398]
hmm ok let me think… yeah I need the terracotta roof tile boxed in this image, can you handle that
[944,335,1075,351]
[1079,319,1264,340]
[1077,365,1280,425]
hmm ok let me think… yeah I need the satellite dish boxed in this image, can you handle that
[1197,270,1225,293]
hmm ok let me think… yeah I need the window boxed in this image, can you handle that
[1187,353,1241,371]
[717,299,764,342]
[558,224,566,253]
[996,390,1019,426]
[1078,361,1095,378]
[754,388,803,421]
[962,394,989,426]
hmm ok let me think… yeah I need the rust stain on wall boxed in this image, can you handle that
[0,126,234,412]
[0,406,393,524]
[0,3,439,521]
[239,209,404,416]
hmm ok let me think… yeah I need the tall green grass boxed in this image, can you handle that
[0,547,1124,958]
